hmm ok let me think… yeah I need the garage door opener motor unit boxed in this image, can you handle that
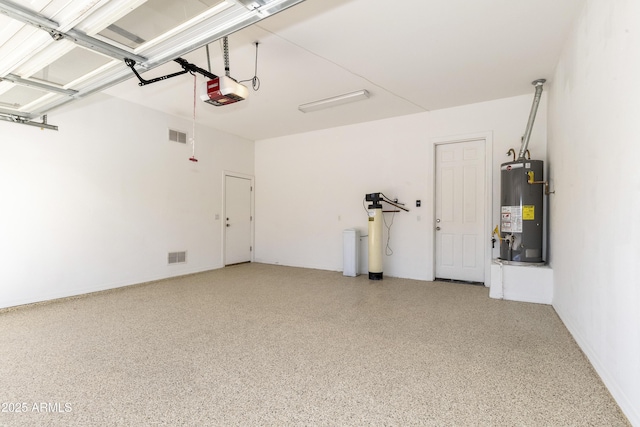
[201,76,248,106]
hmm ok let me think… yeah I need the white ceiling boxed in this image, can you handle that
[3,0,586,140]
[105,0,586,140]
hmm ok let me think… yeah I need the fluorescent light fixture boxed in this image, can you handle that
[298,89,370,113]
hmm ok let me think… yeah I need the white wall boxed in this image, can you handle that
[548,0,640,424]
[254,93,546,280]
[0,94,254,309]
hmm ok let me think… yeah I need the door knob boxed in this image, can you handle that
[436,218,441,223]
[436,226,441,231]
[226,224,230,227]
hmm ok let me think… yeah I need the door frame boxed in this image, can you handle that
[222,171,255,266]
[431,131,493,286]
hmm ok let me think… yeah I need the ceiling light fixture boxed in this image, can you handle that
[298,89,370,113]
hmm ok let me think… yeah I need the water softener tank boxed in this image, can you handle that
[499,159,544,262]
[367,202,384,280]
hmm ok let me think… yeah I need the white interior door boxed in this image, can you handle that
[435,139,486,282]
[225,175,252,265]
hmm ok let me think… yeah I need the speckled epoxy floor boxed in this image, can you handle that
[0,263,630,426]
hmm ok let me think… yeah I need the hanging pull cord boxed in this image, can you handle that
[189,72,198,162]
[239,42,261,91]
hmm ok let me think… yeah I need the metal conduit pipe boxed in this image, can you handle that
[517,79,546,160]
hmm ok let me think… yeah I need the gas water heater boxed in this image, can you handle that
[500,159,544,262]
[499,79,550,263]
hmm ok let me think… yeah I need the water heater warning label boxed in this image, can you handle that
[523,205,535,220]
[501,206,522,232]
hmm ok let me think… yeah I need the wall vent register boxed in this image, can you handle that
[168,129,187,144]
[168,251,187,264]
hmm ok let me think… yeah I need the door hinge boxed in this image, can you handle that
[250,215,253,221]
[250,246,252,252]
[250,186,253,191]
